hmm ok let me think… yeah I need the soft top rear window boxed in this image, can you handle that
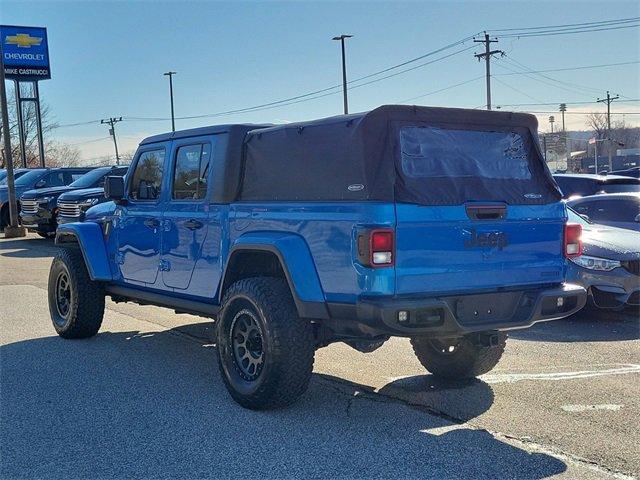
[396,125,560,205]
[401,127,532,180]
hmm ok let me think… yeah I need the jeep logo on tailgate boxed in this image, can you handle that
[464,229,508,250]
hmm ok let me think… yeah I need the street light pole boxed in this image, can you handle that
[164,71,177,132]
[332,35,352,115]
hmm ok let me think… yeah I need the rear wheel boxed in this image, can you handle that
[410,332,507,379]
[48,248,105,338]
[216,277,315,409]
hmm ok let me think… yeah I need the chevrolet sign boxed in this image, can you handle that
[1,25,51,80]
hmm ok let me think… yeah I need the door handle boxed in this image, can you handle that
[184,219,204,230]
[144,218,160,228]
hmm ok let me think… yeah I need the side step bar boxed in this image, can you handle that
[105,285,220,318]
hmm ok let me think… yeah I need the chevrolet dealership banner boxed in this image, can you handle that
[1,25,51,81]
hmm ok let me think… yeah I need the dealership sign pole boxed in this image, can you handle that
[0,36,26,238]
[0,25,51,168]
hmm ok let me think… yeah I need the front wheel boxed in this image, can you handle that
[410,332,507,380]
[48,248,105,338]
[216,277,315,410]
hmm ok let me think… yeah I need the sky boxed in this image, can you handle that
[2,0,639,162]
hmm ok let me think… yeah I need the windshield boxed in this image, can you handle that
[14,169,47,186]
[567,206,592,227]
[69,168,109,188]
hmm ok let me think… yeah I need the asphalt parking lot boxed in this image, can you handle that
[1,234,638,479]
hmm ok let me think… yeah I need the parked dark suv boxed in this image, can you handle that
[19,167,125,237]
[57,166,129,225]
[553,173,640,198]
[1,168,91,231]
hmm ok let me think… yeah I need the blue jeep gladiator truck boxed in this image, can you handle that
[49,105,587,409]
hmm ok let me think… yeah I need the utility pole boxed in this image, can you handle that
[0,40,25,238]
[548,116,555,133]
[163,71,176,132]
[597,91,619,172]
[559,103,570,171]
[474,32,503,110]
[332,34,353,114]
[101,117,123,165]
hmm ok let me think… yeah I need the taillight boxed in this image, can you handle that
[357,228,395,267]
[564,223,583,258]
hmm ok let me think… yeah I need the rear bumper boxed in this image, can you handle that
[341,283,587,337]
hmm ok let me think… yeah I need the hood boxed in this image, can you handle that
[582,223,640,260]
[85,200,116,221]
[0,184,34,203]
[20,185,74,200]
[58,187,105,202]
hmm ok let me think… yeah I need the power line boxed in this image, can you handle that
[51,119,102,129]
[492,76,545,103]
[494,60,595,98]
[125,43,478,122]
[494,60,639,76]
[490,16,639,33]
[396,76,484,103]
[496,100,638,107]
[503,56,602,95]
[67,136,111,146]
[497,24,639,39]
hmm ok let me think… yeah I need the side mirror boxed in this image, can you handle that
[104,175,125,203]
[34,179,46,188]
[580,214,590,222]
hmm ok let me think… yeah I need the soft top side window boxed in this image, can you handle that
[172,143,211,200]
[130,149,166,201]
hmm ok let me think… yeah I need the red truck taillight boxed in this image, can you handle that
[357,228,395,267]
[564,223,583,258]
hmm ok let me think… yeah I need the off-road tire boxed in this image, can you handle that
[48,247,105,339]
[217,277,315,410]
[410,332,507,379]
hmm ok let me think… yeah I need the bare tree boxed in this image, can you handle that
[585,112,607,139]
[0,83,80,168]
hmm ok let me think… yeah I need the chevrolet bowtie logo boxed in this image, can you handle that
[5,33,43,48]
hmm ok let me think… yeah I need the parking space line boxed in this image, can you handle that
[482,364,640,383]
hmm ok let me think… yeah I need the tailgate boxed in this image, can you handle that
[394,122,565,295]
[395,203,566,295]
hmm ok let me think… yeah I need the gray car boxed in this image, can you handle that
[568,193,640,232]
[567,208,640,310]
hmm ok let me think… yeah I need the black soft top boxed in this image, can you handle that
[240,105,561,204]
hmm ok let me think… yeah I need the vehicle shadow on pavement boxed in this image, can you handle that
[0,326,568,479]
[0,237,57,258]
[509,310,640,343]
